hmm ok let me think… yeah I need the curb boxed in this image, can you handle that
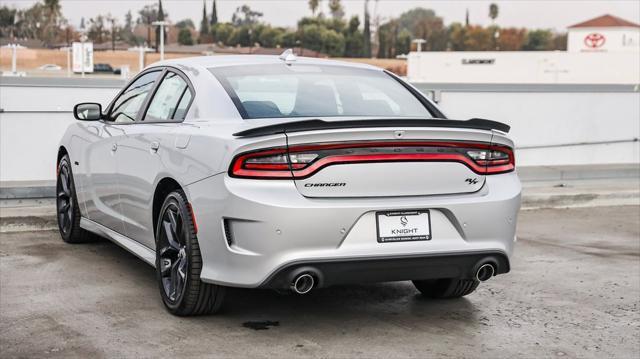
[1,215,57,233]
[2,190,638,233]
[521,190,640,210]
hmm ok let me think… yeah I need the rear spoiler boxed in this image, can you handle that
[233,118,510,138]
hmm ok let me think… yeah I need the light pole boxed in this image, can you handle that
[128,45,153,73]
[412,39,426,52]
[152,21,169,61]
[80,33,88,78]
[2,43,26,76]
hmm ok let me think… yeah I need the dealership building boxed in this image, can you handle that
[407,14,640,84]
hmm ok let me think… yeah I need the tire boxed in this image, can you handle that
[56,154,98,243]
[412,278,479,299]
[155,190,226,316]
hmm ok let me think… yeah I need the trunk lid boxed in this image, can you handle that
[285,126,494,198]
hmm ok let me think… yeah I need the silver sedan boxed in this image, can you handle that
[57,53,521,316]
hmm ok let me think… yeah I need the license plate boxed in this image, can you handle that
[376,210,431,243]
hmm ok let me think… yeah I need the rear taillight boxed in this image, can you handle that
[465,146,515,174]
[230,141,515,179]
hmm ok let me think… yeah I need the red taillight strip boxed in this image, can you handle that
[230,141,515,179]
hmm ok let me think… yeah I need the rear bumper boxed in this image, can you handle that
[185,171,521,288]
[260,251,510,289]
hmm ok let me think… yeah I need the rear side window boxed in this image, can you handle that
[109,70,160,123]
[144,71,193,122]
[210,64,432,119]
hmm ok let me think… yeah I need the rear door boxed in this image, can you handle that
[285,126,493,198]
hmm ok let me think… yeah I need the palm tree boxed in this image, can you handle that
[329,0,344,19]
[43,0,63,44]
[489,3,499,24]
[308,0,320,16]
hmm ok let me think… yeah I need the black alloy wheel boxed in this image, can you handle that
[56,154,97,243]
[57,161,74,236]
[157,202,189,304]
[155,190,226,316]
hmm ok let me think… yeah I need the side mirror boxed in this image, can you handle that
[73,102,103,121]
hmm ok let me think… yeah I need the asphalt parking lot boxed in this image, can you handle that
[1,206,638,358]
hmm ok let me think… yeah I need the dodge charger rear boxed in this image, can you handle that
[60,54,521,316]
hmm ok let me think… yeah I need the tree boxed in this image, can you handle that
[464,25,493,50]
[42,0,63,44]
[138,4,159,45]
[212,22,233,44]
[363,0,371,57]
[210,0,218,25]
[497,27,527,50]
[308,0,320,16]
[0,6,18,38]
[199,0,209,38]
[258,26,284,48]
[106,14,117,50]
[552,32,567,51]
[178,27,194,45]
[277,30,297,47]
[176,19,195,29]
[523,29,553,50]
[232,5,263,27]
[155,0,166,51]
[88,15,107,43]
[448,22,466,51]
[344,16,364,57]
[322,28,345,56]
[328,0,344,19]
[489,3,498,24]
[120,10,134,44]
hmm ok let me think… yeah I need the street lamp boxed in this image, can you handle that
[127,45,153,73]
[152,21,169,61]
[1,43,26,76]
[412,39,426,52]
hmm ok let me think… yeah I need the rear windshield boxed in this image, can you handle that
[209,64,432,119]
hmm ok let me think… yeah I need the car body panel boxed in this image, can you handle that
[185,171,520,287]
[284,127,492,197]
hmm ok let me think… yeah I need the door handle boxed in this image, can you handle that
[150,141,160,152]
[111,143,118,152]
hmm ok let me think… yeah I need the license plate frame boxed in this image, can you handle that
[375,210,432,243]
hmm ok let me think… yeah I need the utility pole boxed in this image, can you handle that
[152,21,169,61]
[110,16,116,51]
[80,34,88,78]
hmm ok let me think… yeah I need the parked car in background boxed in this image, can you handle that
[58,52,521,316]
[93,63,121,75]
[38,64,62,71]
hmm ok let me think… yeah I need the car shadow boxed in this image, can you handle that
[90,237,481,327]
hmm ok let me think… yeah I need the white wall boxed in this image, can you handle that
[424,89,640,166]
[568,27,640,53]
[407,51,640,84]
[1,81,120,184]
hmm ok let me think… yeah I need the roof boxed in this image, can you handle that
[568,14,640,28]
[153,54,381,71]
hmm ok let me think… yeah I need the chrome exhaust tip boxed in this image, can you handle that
[475,263,495,282]
[291,273,315,294]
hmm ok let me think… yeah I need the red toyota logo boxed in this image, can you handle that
[584,33,606,48]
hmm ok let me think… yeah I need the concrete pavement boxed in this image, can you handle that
[1,205,639,358]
